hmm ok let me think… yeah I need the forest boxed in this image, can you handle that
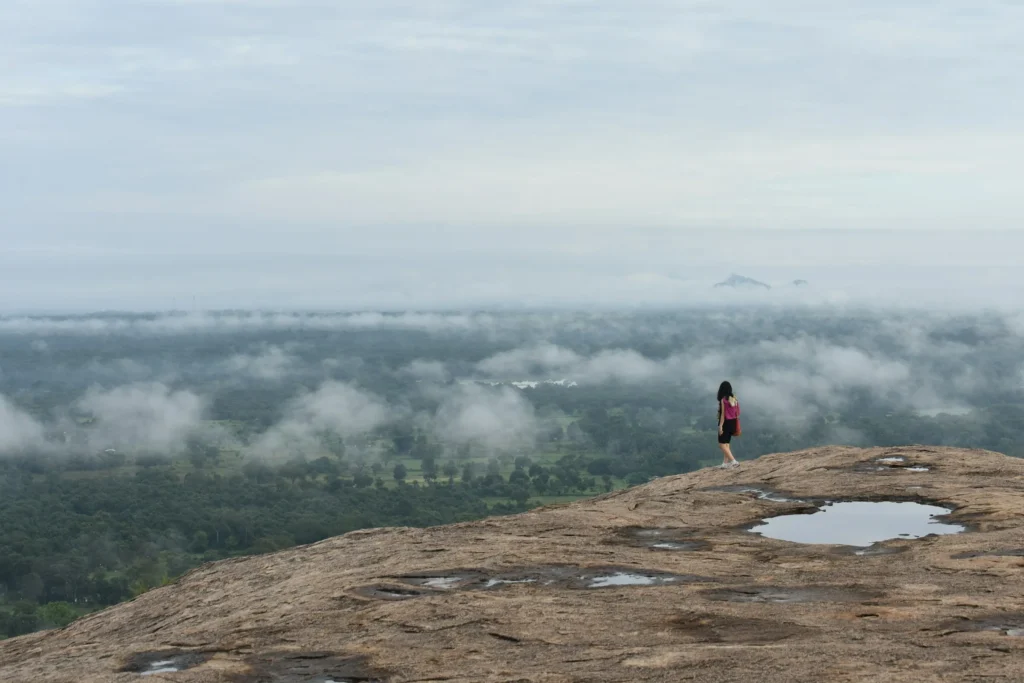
[2,307,1023,637]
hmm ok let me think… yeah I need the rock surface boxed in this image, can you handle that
[3,446,1024,682]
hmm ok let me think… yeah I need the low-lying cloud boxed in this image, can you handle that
[250,382,390,459]
[221,346,296,380]
[76,382,207,453]
[433,384,537,454]
[0,395,46,452]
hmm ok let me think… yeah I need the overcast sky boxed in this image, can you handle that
[2,0,1023,310]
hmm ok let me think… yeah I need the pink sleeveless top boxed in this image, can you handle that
[722,397,740,420]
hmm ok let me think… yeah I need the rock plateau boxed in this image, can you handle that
[2,446,1024,682]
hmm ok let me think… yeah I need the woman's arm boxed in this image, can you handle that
[718,399,725,433]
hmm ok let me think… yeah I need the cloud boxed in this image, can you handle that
[221,346,296,380]
[433,384,537,453]
[0,395,47,452]
[76,383,207,453]
[3,1,1024,311]
[251,382,390,458]
[401,359,450,383]
[0,312,496,336]
[476,344,667,383]
[476,343,581,377]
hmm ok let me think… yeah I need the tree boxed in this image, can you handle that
[442,461,459,484]
[18,572,44,602]
[393,463,407,484]
[39,602,77,629]
[421,455,437,480]
[461,462,476,484]
[626,472,649,486]
[320,431,346,459]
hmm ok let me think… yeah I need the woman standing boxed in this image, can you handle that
[717,381,740,468]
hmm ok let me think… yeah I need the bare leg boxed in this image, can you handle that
[720,443,738,465]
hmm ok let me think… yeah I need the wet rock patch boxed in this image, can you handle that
[669,612,814,644]
[854,458,934,473]
[704,485,805,503]
[353,585,433,601]
[945,614,1024,638]
[232,652,386,682]
[390,571,487,591]
[701,585,882,604]
[374,565,717,594]
[121,651,210,676]
[615,527,712,552]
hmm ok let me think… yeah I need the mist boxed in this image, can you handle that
[1,306,1022,462]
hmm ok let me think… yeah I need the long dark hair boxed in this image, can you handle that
[717,381,734,402]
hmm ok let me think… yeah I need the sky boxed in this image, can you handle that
[2,0,1024,310]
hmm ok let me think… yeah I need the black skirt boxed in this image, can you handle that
[718,418,737,444]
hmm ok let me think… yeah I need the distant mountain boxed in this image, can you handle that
[792,279,809,287]
[713,274,771,290]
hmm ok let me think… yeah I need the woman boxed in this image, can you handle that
[717,381,740,468]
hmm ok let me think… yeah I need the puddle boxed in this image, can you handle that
[706,485,804,503]
[142,661,179,676]
[418,577,463,590]
[615,527,712,552]
[750,501,965,547]
[702,585,881,604]
[242,652,385,682]
[373,565,714,595]
[587,572,676,588]
[947,614,1024,638]
[354,585,432,601]
[121,651,209,676]
[575,567,714,589]
[651,541,707,551]
[856,459,933,473]
[850,545,910,557]
[484,578,537,588]
[390,571,486,591]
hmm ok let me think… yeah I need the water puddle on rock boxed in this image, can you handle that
[650,541,706,551]
[703,585,880,603]
[142,661,180,676]
[617,527,712,552]
[354,585,431,601]
[949,614,1024,638]
[855,458,933,473]
[418,577,463,590]
[706,485,803,503]
[750,501,965,547]
[587,572,673,588]
[243,652,385,682]
[122,652,209,676]
[484,578,537,588]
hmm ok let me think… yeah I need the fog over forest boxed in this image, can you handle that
[2,307,1023,461]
